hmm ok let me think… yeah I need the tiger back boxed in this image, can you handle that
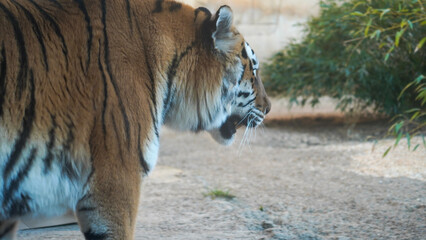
[0,0,271,239]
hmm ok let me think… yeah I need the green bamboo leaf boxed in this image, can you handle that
[371,30,381,40]
[398,81,415,99]
[385,46,395,62]
[380,9,390,20]
[406,133,411,150]
[351,11,365,16]
[400,20,408,29]
[395,29,406,47]
[384,53,390,62]
[421,20,426,26]
[365,19,373,37]
[395,122,404,133]
[407,20,413,29]
[383,147,391,157]
[410,112,420,121]
[412,144,420,151]
[414,75,425,84]
[395,132,403,146]
[415,37,426,53]
[405,108,421,113]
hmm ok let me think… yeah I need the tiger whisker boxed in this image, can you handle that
[236,111,251,128]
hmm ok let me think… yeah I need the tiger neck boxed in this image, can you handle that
[140,3,224,132]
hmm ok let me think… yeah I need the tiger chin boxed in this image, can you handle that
[0,0,270,239]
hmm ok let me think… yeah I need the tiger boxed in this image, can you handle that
[0,0,271,239]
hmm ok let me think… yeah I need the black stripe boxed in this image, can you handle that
[144,51,159,137]
[47,0,63,9]
[162,52,178,121]
[83,228,108,240]
[60,119,78,179]
[152,0,163,13]
[74,0,92,72]
[133,9,143,38]
[82,166,94,190]
[43,114,57,173]
[78,193,93,203]
[169,2,182,12]
[8,193,32,217]
[238,97,256,108]
[196,91,204,131]
[101,0,131,147]
[98,42,108,141]
[163,43,196,121]
[12,1,49,71]
[238,91,251,98]
[28,0,69,69]
[0,2,28,99]
[238,64,246,84]
[149,95,159,138]
[241,48,248,59]
[2,148,37,209]
[61,155,78,180]
[0,43,7,117]
[0,222,17,238]
[77,206,96,212]
[134,11,159,138]
[137,124,150,174]
[251,110,263,119]
[204,91,213,123]
[64,120,75,151]
[3,70,36,179]
[124,0,133,34]
[221,84,228,98]
[111,113,125,164]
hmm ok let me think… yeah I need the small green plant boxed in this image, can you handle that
[384,76,426,156]
[204,189,235,200]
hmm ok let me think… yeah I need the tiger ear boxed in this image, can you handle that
[212,6,238,54]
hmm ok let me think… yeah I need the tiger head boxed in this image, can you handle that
[203,6,271,145]
[163,4,270,145]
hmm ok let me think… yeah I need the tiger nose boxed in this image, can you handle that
[264,97,271,115]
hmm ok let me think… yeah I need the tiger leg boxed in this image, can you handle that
[76,133,142,240]
[0,220,18,240]
[76,172,141,239]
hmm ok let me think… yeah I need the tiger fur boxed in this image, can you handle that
[0,0,271,239]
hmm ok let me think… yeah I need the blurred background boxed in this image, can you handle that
[183,0,319,62]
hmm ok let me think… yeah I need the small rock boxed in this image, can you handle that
[261,221,274,230]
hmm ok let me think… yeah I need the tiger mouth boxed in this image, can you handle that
[219,109,264,139]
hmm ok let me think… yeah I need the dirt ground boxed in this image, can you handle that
[17,98,425,240]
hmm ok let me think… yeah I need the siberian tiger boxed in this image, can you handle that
[0,0,271,239]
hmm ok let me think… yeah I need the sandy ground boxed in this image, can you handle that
[17,98,426,240]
